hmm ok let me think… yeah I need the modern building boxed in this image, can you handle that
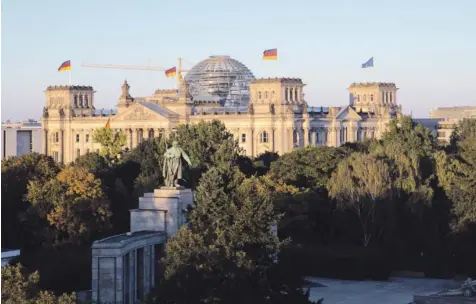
[429,106,476,143]
[1,119,42,158]
[41,55,403,164]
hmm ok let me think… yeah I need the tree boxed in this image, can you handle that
[253,151,280,176]
[328,153,392,246]
[436,119,476,231]
[27,165,112,245]
[123,138,166,194]
[92,127,127,163]
[269,147,346,192]
[73,152,109,176]
[1,264,76,304]
[167,120,242,188]
[1,153,61,248]
[149,168,315,303]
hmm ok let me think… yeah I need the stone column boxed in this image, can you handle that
[250,128,255,157]
[311,130,317,146]
[43,129,48,155]
[131,129,138,149]
[271,128,275,152]
[59,130,64,163]
[303,128,309,147]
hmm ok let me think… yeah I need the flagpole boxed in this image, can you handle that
[69,69,72,86]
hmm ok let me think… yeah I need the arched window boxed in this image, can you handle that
[259,131,269,143]
[148,129,154,138]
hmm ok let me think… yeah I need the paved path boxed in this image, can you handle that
[307,276,458,304]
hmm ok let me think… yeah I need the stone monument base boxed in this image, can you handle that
[130,187,193,237]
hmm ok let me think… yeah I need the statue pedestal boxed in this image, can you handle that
[130,187,193,238]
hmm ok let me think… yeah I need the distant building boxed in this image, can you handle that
[41,55,403,164]
[1,119,42,158]
[429,106,476,143]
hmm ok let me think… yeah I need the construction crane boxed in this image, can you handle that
[81,57,191,88]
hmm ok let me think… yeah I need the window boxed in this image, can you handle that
[85,134,89,143]
[55,132,59,143]
[84,95,89,107]
[285,88,288,101]
[258,91,262,99]
[370,94,374,101]
[295,88,298,101]
[389,92,393,103]
[385,92,389,103]
[271,91,275,98]
[265,91,268,99]
[53,151,59,162]
[241,133,246,143]
[289,88,293,101]
[76,134,80,142]
[79,95,83,107]
[259,131,269,143]
[357,95,361,102]
[138,129,144,143]
[76,149,80,158]
[148,129,154,138]
[74,95,78,107]
[363,95,367,102]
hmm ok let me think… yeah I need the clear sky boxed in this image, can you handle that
[2,0,475,121]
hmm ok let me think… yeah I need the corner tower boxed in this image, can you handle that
[348,82,398,114]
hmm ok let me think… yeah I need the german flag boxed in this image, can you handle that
[263,48,277,60]
[165,66,176,78]
[58,60,71,72]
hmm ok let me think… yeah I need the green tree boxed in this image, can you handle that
[269,147,346,191]
[92,127,127,163]
[1,264,76,304]
[328,153,392,246]
[149,168,315,303]
[1,153,61,248]
[436,119,476,231]
[167,120,242,188]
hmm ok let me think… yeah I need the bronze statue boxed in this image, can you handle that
[162,141,192,187]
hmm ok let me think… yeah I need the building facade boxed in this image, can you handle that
[1,120,42,158]
[41,56,402,164]
[429,106,476,143]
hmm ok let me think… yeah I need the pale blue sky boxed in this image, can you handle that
[2,0,476,120]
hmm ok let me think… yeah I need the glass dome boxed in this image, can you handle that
[184,56,255,108]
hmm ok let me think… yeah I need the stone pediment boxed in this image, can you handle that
[335,106,362,121]
[112,102,178,122]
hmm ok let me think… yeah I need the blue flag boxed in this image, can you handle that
[361,57,374,68]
